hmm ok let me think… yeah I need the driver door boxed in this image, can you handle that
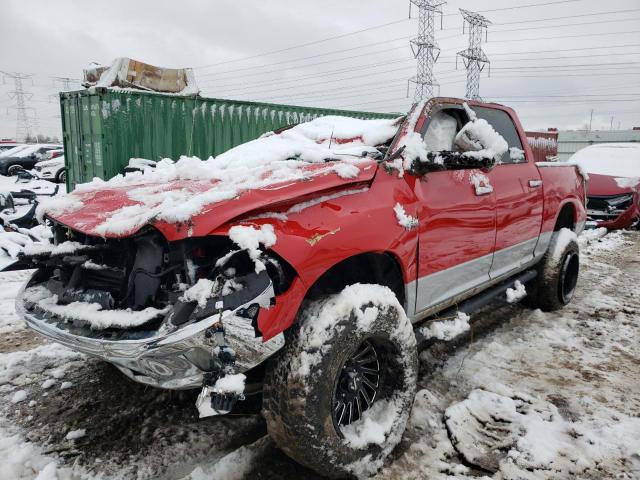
[412,104,497,313]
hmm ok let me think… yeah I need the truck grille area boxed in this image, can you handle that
[20,221,294,339]
[81,266,127,294]
[587,194,634,219]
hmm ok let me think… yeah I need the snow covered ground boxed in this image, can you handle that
[0,225,638,479]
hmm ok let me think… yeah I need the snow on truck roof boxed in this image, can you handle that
[37,115,401,236]
[569,143,640,178]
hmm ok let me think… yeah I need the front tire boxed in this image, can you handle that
[56,169,66,183]
[525,228,580,311]
[262,284,418,478]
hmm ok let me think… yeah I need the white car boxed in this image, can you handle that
[34,156,66,183]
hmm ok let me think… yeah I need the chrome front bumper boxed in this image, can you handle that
[16,272,284,390]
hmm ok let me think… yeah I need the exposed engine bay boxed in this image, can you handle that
[17,221,295,415]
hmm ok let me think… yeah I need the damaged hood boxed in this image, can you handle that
[41,160,378,241]
[587,173,639,196]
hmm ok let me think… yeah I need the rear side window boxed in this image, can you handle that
[472,107,525,164]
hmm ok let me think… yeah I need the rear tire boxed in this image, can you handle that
[262,284,417,478]
[525,228,580,311]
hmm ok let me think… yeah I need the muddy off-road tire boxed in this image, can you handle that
[525,228,580,312]
[262,284,418,478]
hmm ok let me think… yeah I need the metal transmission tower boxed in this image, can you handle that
[408,0,446,102]
[2,72,36,141]
[51,76,79,92]
[456,9,491,100]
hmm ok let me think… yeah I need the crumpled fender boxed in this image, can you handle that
[213,169,420,341]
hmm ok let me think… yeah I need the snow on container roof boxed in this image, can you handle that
[569,143,640,178]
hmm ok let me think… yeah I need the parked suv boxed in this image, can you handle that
[15,98,586,477]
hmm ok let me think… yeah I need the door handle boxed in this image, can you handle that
[474,185,493,196]
[528,179,542,188]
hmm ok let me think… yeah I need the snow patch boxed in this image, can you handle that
[11,389,27,404]
[423,111,457,152]
[506,280,527,304]
[228,224,276,273]
[419,311,471,341]
[509,147,525,162]
[569,143,640,178]
[213,373,246,395]
[41,379,55,389]
[445,386,640,477]
[457,104,509,163]
[65,428,86,441]
[550,227,578,262]
[393,203,418,230]
[614,176,640,188]
[332,162,360,179]
[186,436,271,480]
[23,285,168,330]
[342,397,403,449]
[469,171,493,194]
[181,279,217,308]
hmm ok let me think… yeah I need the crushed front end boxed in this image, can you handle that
[16,222,294,416]
[586,192,640,230]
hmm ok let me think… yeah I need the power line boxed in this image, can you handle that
[198,42,640,87]
[197,10,640,82]
[489,7,640,27]
[494,29,640,42]
[198,27,640,90]
[192,19,411,70]
[489,16,640,35]
[192,0,588,70]
[200,53,640,96]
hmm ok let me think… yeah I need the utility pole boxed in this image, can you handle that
[457,9,491,100]
[408,0,446,102]
[2,71,36,142]
[589,109,594,132]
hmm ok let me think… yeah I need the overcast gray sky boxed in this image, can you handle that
[0,0,638,140]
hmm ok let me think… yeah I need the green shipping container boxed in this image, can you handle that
[60,88,397,191]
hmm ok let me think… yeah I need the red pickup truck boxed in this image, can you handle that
[15,97,586,478]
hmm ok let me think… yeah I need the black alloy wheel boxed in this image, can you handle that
[332,339,381,428]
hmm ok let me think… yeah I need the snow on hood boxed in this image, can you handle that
[569,143,640,178]
[37,115,399,238]
[35,157,64,168]
[587,172,639,196]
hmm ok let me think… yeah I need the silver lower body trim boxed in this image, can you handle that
[409,233,558,323]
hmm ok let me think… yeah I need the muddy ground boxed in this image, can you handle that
[1,230,638,479]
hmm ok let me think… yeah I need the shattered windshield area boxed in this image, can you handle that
[398,103,509,176]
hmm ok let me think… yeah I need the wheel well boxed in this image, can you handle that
[305,253,406,308]
[554,203,575,231]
